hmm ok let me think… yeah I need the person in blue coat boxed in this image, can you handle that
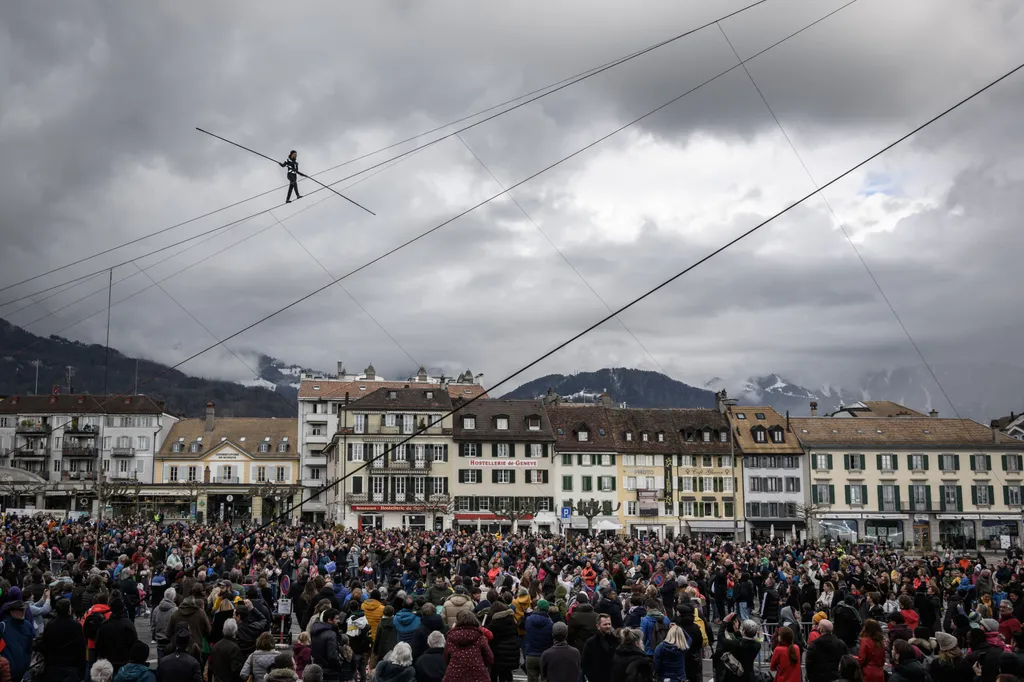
[639,600,671,656]
[0,601,36,682]
[393,599,421,644]
[653,624,690,682]
[524,600,554,682]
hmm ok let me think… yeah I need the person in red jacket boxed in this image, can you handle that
[81,591,112,664]
[999,600,1022,642]
[898,595,920,631]
[857,619,886,682]
[769,626,801,682]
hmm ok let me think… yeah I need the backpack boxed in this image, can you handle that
[83,611,106,640]
[624,655,655,682]
[649,618,669,649]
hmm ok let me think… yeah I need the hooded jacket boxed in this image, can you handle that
[442,594,474,628]
[311,621,344,682]
[524,611,554,657]
[150,596,177,646]
[412,613,446,661]
[374,660,417,682]
[640,609,670,655]
[95,609,139,669]
[166,598,212,652]
[653,641,687,682]
[241,649,279,682]
[0,615,36,682]
[375,615,400,660]
[889,658,930,682]
[293,640,312,678]
[265,669,300,682]
[512,594,532,634]
[362,598,385,639]
[596,596,623,629]
[113,663,156,682]
[567,603,598,653]
[487,609,520,671]
[395,608,422,643]
[238,609,269,658]
[443,625,493,682]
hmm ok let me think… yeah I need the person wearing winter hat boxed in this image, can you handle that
[112,641,155,682]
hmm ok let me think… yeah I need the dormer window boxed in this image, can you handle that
[258,443,270,453]
[388,391,397,400]
[771,428,784,443]
[277,442,289,453]
[685,430,695,443]
[463,416,476,430]
[625,432,633,442]
[720,430,729,442]
[171,443,183,453]
[189,442,201,453]
[578,430,589,442]
[528,416,541,431]
[702,430,711,443]
[496,417,509,431]
[425,391,434,399]
[641,432,649,442]
[752,427,767,443]
[657,432,664,442]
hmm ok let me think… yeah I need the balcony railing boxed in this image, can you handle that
[347,492,447,505]
[210,477,240,484]
[14,447,48,458]
[15,422,50,435]
[63,446,99,458]
[62,471,98,481]
[111,447,136,457]
[64,423,99,435]
[348,493,368,503]
[370,458,432,473]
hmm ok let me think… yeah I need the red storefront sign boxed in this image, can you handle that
[351,505,427,512]
[454,513,536,521]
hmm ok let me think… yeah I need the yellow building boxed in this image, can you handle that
[154,402,299,523]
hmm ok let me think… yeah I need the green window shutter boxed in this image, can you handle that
[714,503,720,518]
[829,485,835,504]
[1018,456,1023,470]
[954,454,960,470]
[492,443,498,457]
[862,485,868,505]
[894,485,901,510]
[923,455,929,470]
[970,455,976,471]
[611,477,616,491]
[859,455,866,469]
[925,486,932,511]
[892,455,898,471]
[988,486,995,504]
[956,486,963,511]
[1003,455,1008,471]
[845,485,851,504]
[987,455,992,470]
[812,486,819,504]
[576,454,582,465]
[697,476,703,492]
[906,454,913,469]
[843,454,850,470]
[940,488,947,512]
[543,444,549,458]
[827,454,833,469]
[876,454,882,470]
[877,485,884,512]
[972,485,978,505]
[508,443,516,458]
[609,454,616,465]
[1005,486,1010,506]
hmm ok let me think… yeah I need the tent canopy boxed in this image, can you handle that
[596,519,623,531]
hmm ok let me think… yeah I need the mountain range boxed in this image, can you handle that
[1,318,1019,422]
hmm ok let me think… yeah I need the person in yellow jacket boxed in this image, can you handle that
[362,589,385,641]
[512,587,532,636]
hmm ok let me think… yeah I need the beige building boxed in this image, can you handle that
[792,412,1024,550]
[323,387,454,531]
[154,402,299,523]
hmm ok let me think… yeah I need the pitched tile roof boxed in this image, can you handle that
[609,408,681,453]
[453,399,555,442]
[861,401,927,417]
[0,394,166,415]
[157,417,298,459]
[298,379,485,401]
[340,387,453,412]
[791,416,1024,449]
[670,409,732,453]
[726,405,803,454]
[545,405,617,452]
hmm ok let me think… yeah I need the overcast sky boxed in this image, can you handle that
[2,0,1024,400]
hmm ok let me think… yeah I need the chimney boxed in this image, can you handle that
[991,419,1001,443]
[344,391,350,405]
[337,361,345,377]
[929,409,938,418]
[205,401,215,432]
[810,401,818,417]
[786,410,791,432]
[599,392,613,407]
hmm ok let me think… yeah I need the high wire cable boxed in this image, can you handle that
[170,40,1024,553]
[0,0,766,300]
[195,129,375,215]
[455,132,670,377]
[53,0,861,430]
[9,156,407,360]
[717,19,1003,473]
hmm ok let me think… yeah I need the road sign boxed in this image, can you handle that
[278,598,292,615]
[280,574,291,596]
[560,507,572,520]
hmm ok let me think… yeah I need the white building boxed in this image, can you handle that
[297,363,484,523]
[0,393,176,508]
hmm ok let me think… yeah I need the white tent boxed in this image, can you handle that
[595,519,623,531]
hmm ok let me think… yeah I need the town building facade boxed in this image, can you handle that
[298,363,483,523]
[725,400,808,543]
[450,399,557,533]
[323,386,455,531]
[0,393,177,512]
[154,402,299,523]
[792,411,1024,550]
[670,408,740,540]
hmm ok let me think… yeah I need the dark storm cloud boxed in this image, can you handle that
[1,0,1023,396]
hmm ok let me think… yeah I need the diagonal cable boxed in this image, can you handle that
[455,132,669,376]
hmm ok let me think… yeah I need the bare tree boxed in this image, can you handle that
[0,474,51,512]
[423,493,454,531]
[494,498,537,533]
[793,503,827,540]
[248,481,303,524]
[573,498,622,535]
[179,479,203,519]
